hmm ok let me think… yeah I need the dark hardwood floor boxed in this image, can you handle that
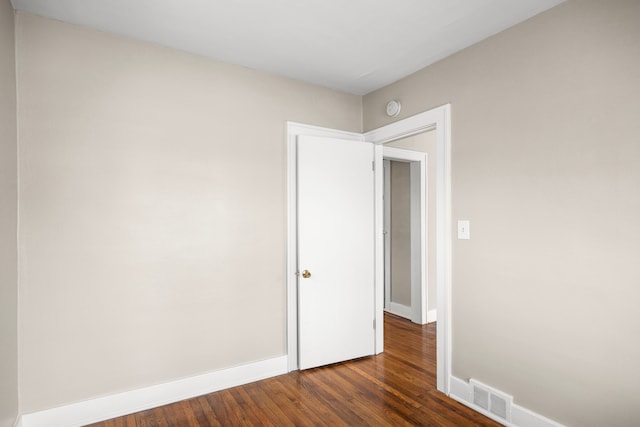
[88,313,500,426]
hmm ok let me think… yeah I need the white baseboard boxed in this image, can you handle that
[385,302,412,319]
[449,376,564,427]
[385,306,436,324]
[19,356,288,427]
[14,416,23,427]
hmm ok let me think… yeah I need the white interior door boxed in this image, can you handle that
[297,135,375,370]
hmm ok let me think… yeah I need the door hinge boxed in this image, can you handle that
[372,161,375,171]
[373,318,376,329]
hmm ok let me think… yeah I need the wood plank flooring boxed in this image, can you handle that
[88,313,500,426]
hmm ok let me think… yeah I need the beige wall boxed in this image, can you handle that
[14,1,640,424]
[16,12,361,413]
[365,1,640,425]
[389,161,411,307]
[387,131,437,312]
[0,1,19,426]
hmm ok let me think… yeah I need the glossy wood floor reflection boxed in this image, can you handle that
[88,313,500,426]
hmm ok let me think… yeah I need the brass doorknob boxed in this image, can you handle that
[302,270,311,279]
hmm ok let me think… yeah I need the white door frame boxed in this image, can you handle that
[383,149,428,325]
[287,103,451,394]
[365,104,452,394]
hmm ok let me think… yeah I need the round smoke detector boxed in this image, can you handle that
[386,100,401,117]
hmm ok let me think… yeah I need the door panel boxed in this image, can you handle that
[297,135,375,370]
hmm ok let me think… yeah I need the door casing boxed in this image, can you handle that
[287,104,451,394]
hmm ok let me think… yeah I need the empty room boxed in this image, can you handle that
[1,1,639,426]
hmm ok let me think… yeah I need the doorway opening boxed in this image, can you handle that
[384,159,415,321]
[383,131,437,325]
[287,104,451,394]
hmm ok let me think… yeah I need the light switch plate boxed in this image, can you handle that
[457,220,470,240]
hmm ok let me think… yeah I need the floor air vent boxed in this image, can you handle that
[469,379,513,423]
[473,385,489,410]
[490,393,508,419]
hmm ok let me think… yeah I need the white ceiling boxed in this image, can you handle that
[10,0,565,95]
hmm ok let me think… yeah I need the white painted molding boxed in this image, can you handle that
[19,356,287,427]
[427,309,437,323]
[286,122,365,142]
[449,376,565,427]
[365,111,437,145]
[367,104,452,395]
[382,146,426,162]
[14,417,23,427]
[383,159,391,318]
[511,405,566,427]
[373,143,384,354]
[385,302,412,320]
